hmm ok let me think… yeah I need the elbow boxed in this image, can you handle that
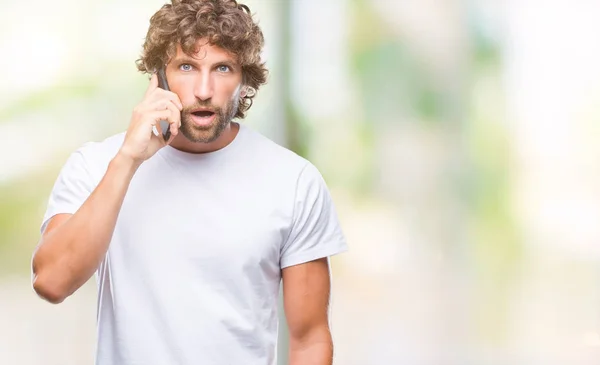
[289,324,332,349]
[32,272,69,304]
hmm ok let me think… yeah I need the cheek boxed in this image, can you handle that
[230,85,243,101]
[170,80,195,105]
[214,82,243,104]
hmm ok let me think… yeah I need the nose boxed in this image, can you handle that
[193,71,214,101]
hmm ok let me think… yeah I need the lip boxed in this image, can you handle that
[190,112,216,127]
[190,107,215,113]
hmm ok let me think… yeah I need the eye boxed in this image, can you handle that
[179,64,193,72]
[217,65,230,73]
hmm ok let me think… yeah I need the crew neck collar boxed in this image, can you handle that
[159,122,246,161]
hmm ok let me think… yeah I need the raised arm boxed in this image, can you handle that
[32,73,182,304]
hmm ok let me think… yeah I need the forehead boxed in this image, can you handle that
[174,39,238,64]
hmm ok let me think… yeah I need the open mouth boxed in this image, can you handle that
[192,110,215,118]
[189,109,217,127]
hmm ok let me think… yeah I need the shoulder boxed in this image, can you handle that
[239,124,312,175]
[237,124,331,191]
[77,132,125,158]
[76,132,125,160]
[71,131,126,180]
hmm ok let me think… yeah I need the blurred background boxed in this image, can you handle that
[2,0,600,364]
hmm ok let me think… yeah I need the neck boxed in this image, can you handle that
[168,122,239,154]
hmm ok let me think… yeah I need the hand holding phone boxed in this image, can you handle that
[157,67,172,142]
[118,70,182,164]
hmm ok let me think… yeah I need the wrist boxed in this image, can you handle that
[112,150,143,174]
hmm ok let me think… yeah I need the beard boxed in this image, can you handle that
[179,95,240,143]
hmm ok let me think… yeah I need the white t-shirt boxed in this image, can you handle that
[40,123,348,365]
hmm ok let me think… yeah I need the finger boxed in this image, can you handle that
[150,97,182,112]
[165,102,181,137]
[149,89,183,111]
[147,99,181,127]
[150,110,171,131]
[166,130,177,145]
[152,110,178,138]
[168,91,184,111]
[144,73,159,98]
[148,98,171,112]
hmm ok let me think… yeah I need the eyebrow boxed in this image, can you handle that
[172,56,238,69]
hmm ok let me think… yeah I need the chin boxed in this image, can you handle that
[183,126,221,143]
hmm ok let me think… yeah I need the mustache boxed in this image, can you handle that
[182,101,222,114]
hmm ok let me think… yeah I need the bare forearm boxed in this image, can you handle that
[32,152,139,302]
[289,330,334,365]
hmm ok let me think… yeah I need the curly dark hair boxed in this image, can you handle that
[136,0,268,119]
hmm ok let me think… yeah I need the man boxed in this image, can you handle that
[31,0,347,364]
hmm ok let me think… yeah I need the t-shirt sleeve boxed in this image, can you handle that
[40,147,94,234]
[280,162,348,269]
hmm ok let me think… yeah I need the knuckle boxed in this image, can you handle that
[170,92,181,103]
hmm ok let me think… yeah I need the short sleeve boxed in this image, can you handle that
[40,147,94,234]
[280,162,348,269]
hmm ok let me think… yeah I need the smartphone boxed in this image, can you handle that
[156,67,171,141]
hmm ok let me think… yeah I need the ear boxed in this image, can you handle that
[240,85,248,98]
